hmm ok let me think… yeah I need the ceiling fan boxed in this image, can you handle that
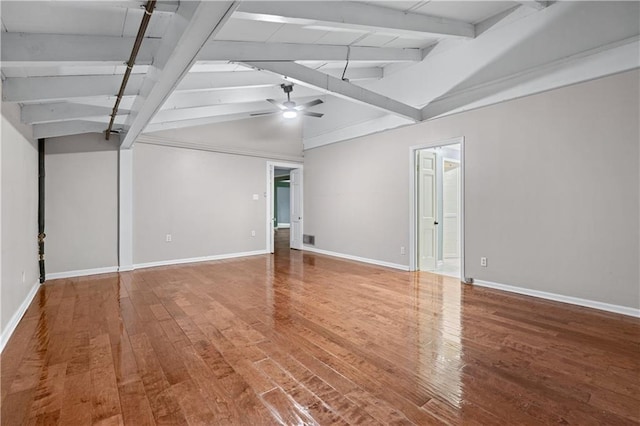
[251,84,324,119]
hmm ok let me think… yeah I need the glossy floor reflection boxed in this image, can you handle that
[2,237,639,425]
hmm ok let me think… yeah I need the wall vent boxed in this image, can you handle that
[303,234,315,245]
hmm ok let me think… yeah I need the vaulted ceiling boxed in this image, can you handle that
[1,1,638,149]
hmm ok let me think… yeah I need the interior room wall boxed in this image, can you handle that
[145,114,303,161]
[1,100,39,344]
[133,143,269,265]
[45,134,119,275]
[303,70,639,310]
[276,181,291,225]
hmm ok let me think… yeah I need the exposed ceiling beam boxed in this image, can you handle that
[152,95,321,124]
[33,120,117,139]
[0,33,159,66]
[243,61,422,122]
[120,1,240,148]
[2,75,144,103]
[22,103,129,125]
[199,41,421,62]
[163,85,323,110]
[92,1,179,13]
[515,1,549,11]
[324,67,383,81]
[3,72,276,103]
[21,86,322,123]
[235,1,475,39]
[176,71,283,91]
[420,34,640,121]
[1,34,418,67]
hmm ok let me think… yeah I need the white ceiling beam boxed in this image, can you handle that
[324,67,383,81]
[515,1,549,11]
[162,85,322,110]
[243,61,422,122]
[90,1,179,13]
[0,33,159,66]
[21,103,129,125]
[199,41,421,62]
[421,35,640,120]
[235,1,474,39]
[152,95,321,124]
[33,120,118,139]
[2,75,144,103]
[176,71,283,91]
[120,1,240,148]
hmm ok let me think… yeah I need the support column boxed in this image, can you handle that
[118,147,134,271]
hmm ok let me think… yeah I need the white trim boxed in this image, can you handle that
[133,250,268,270]
[409,137,465,281]
[473,279,640,318]
[303,246,409,271]
[46,266,119,280]
[276,223,290,229]
[266,161,303,253]
[137,135,304,163]
[0,281,40,353]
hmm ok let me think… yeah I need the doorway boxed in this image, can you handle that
[409,138,465,280]
[266,161,303,254]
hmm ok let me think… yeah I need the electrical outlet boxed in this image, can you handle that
[251,230,256,237]
[21,271,26,284]
[480,257,488,267]
[400,246,406,255]
[165,234,172,242]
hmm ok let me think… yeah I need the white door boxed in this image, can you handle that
[418,150,438,271]
[443,161,460,258]
[289,169,303,250]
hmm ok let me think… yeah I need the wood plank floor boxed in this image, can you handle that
[2,231,639,425]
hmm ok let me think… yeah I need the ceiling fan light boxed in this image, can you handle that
[283,109,298,119]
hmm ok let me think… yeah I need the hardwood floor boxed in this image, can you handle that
[2,236,639,425]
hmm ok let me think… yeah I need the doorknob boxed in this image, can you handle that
[434,221,439,225]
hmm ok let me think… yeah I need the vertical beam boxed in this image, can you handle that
[38,138,46,283]
[118,147,134,271]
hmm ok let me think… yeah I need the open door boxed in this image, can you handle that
[418,150,438,270]
[290,169,303,250]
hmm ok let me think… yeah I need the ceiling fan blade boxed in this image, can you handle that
[301,111,324,118]
[295,99,324,110]
[250,111,279,116]
[266,99,287,110]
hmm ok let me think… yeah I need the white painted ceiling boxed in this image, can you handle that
[1,1,638,149]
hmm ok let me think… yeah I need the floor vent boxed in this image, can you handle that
[303,234,315,245]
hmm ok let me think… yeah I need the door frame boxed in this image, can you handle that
[409,137,466,281]
[266,161,303,253]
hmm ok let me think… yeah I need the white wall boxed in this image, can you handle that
[45,134,119,275]
[133,143,270,265]
[1,100,39,342]
[304,70,639,310]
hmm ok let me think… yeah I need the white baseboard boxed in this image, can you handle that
[276,223,290,229]
[133,250,269,270]
[473,279,640,318]
[303,246,409,271]
[1,281,40,353]
[46,266,119,280]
